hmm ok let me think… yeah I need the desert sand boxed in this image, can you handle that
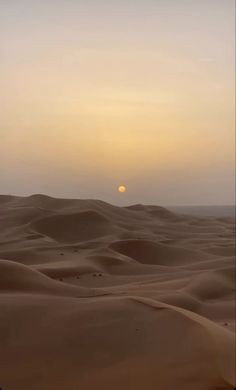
[0,194,235,390]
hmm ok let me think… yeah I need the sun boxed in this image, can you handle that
[118,185,126,193]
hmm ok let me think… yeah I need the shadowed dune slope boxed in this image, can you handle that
[110,239,210,265]
[31,210,116,243]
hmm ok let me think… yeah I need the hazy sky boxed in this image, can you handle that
[1,0,235,205]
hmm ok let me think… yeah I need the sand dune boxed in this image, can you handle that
[31,210,117,243]
[0,195,235,390]
[110,239,210,265]
[0,259,102,297]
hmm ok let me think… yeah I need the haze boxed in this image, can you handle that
[1,0,235,205]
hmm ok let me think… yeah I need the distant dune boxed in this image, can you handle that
[169,205,235,218]
[0,194,235,390]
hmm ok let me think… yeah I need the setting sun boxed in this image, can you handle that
[118,185,126,193]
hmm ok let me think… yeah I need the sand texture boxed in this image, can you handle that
[0,195,235,390]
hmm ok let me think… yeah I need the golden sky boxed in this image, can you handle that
[1,0,235,205]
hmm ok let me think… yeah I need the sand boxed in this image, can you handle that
[0,194,235,390]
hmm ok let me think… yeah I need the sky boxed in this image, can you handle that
[0,0,235,205]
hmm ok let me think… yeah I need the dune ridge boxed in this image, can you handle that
[0,194,235,390]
